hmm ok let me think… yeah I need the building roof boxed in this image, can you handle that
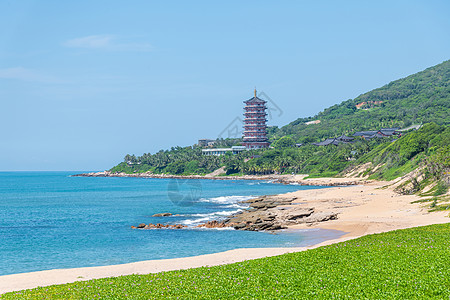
[313,138,339,146]
[353,130,378,137]
[354,128,400,138]
[244,96,266,104]
[313,136,354,146]
[365,132,385,139]
[379,128,400,136]
[337,134,354,141]
[244,89,267,104]
[201,148,233,152]
[231,146,246,150]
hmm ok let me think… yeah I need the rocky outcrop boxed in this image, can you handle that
[72,171,363,186]
[194,195,339,231]
[152,213,172,217]
[132,192,339,231]
[131,223,186,229]
[132,192,340,232]
[196,220,229,229]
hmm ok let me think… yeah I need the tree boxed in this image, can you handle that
[273,136,295,148]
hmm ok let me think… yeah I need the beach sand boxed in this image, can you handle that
[1,176,448,294]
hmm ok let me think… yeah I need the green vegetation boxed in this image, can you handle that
[356,123,449,182]
[4,223,450,299]
[111,124,449,194]
[111,145,261,175]
[109,60,449,194]
[272,59,450,143]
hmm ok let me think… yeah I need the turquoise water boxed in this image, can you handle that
[0,172,342,276]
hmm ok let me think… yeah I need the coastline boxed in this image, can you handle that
[73,171,367,186]
[1,175,449,294]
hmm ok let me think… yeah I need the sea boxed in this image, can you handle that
[0,172,344,276]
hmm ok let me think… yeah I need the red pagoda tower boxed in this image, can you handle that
[242,89,269,149]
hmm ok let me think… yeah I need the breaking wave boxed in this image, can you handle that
[199,195,254,204]
[181,209,242,226]
[179,195,255,228]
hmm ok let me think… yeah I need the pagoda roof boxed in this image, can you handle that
[244,96,266,104]
[244,89,267,104]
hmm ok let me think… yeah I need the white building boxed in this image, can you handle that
[202,146,247,156]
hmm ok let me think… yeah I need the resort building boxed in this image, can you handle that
[242,90,269,149]
[198,139,215,147]
[353,128,400,139]
[202,146,246,156]
[312,135,354,146]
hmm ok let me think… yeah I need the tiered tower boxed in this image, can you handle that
[242,89,269,149]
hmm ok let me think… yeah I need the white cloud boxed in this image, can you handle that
[63,35,153,52]
[0,67,62,83]
[63,35,114,49]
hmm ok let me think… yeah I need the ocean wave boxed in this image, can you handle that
[199,195,254,204]
[188,209,240,218]
[225,203,248,209]
[195,226,235,231]
[181,209,242,226]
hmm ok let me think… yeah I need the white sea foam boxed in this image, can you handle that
[181,209,243,226]
[225,203,248,209]
[199,195,254,204]
[181,195,253,227]
[190,209,241,218]
[196,226,235,231]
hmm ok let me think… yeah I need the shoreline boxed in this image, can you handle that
[1,175,449,294]
[73,171,367,186]
[0,228,351,295]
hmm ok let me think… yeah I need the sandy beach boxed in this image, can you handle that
[1,176,448,294]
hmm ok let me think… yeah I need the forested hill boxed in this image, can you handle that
[271,60,450,143]
[109,60,449,196]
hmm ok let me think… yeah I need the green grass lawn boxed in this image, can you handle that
[2,223,450,299]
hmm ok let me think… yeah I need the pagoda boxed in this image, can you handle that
[242,89,269,149]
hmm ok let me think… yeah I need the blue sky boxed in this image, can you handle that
[0,1,449,171]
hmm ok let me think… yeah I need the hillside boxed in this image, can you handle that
[109,60,449,197]
[272,60,450,143]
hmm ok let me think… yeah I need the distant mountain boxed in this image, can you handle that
[272,60,450,143]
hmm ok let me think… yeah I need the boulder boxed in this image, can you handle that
[266,224,286,230]
[137,223,146,229]
[233,222,247,229]
[304,212,338,223]
[196,220,229,229]
[152,213,173,217]
[249,202,276,209]
[262,215,276,222]
[287,208,314,220]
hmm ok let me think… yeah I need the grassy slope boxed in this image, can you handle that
[3,223,450,299]
[353,123,450,180]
